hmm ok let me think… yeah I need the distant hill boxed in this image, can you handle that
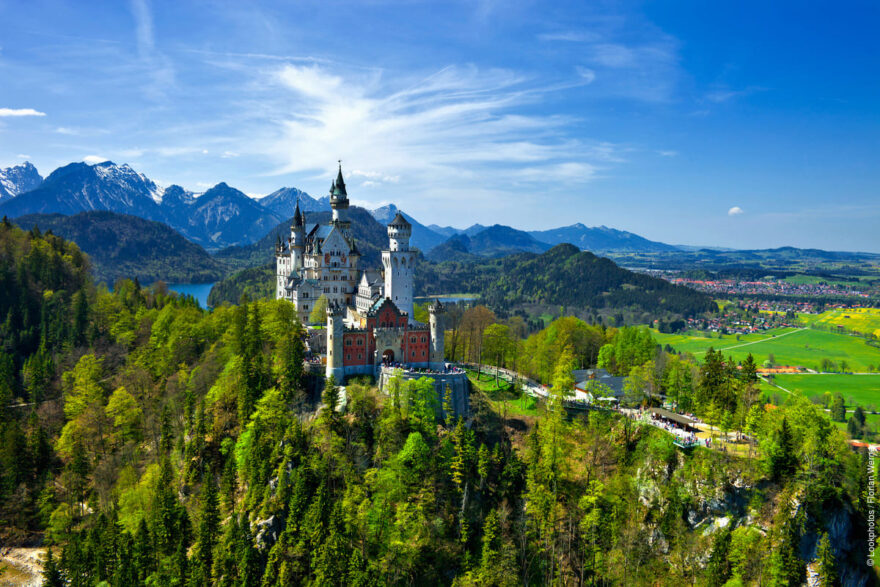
[212,240,715,318]
[425,234,481,263]
[602,246,880,278]
[529,223,678,253]
[370,204,446,251]
[428,224,550,261]
[0,161,42,201]
[176,182,283,249]
[14,211,226,284]
[417,243,716,317]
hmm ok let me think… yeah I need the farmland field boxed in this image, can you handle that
[769,374,880,408]
[808,307,880,337]
[654,327,880,372]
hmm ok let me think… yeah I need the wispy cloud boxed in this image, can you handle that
[266,63,614,203]
[538,31,600,43]
[129,0,175,100]
[705,86,765,104]
[83,155,108,164]
[0,108,46,117]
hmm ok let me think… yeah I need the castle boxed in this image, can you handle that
[275,164,446,381]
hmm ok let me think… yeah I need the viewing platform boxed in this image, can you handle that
[378,364,470,418]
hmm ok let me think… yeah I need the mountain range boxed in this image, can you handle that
[0,160,699,258]
[0,161,43,201]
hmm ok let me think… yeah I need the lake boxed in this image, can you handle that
[167,282,215,309]
[415,295,478,304]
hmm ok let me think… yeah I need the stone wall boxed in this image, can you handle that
[377,367,470,419]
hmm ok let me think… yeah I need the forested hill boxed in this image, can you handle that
[12,211,226,284]
[209,242,715,317]
[417,243,717,317]
[214,206,388,270]
[0,223,871,585]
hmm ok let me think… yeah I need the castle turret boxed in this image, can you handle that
[330,162,350,232]
[428,299,446,370]
[382,212,415,324]
[290,199,305,270]
[326,300,345,381]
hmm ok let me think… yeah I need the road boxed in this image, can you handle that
[693,327,806,354]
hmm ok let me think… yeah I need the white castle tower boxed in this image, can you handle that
[428,298,446,370]
[382,212,415,324]
[325,299,345,381]
[329,162,351,235]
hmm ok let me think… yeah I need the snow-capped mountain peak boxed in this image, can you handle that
[0,161,43,201]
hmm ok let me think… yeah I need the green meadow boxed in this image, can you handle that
[769,374,880,408]
[654,327,880,372]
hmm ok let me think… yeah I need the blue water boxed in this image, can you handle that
[415,296,477,304]
[167,283,215,309]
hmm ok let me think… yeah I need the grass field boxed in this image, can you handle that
[654,327,880,372]
[807,307,880,337]
[769,374,880,408]
[467,369,540,417]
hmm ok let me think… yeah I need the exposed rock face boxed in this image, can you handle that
[253,515,283,551]
[0,161,42,201]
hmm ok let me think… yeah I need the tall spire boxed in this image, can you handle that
[292,198,303,227]
[334,160,347,197]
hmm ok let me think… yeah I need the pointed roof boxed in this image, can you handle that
[334,162,347,197]
[292,199,303,227]
[389,211,411,228]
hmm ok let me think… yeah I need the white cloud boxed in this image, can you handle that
[267,63,617,204]
[576,67,596,84]
[16,154,30,159]
[0,108,46,117]
[129,0,175,100]
[657,150,678,157]
[221,151,239,158]
[705,86,763,104]
[728,206,744,216]
[538,31,601,43]
[83,155,108,164]
[56,127,78,135]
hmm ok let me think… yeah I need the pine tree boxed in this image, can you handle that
[71,287,89,346]
[816,532,839,587]
[768,417,798,481]
[190,475,220,586]
[278,327,305,404]
[706,525,732,586]
[42,548,64,587]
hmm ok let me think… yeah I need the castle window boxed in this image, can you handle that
[421,337,426,343]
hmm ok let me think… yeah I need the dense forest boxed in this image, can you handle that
[0,221,874,585]
[11,212,226,285]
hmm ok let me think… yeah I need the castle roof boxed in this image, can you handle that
[389,211,411,229]
[292,199,304,227]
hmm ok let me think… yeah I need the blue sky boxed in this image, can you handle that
[1,0,878,251]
